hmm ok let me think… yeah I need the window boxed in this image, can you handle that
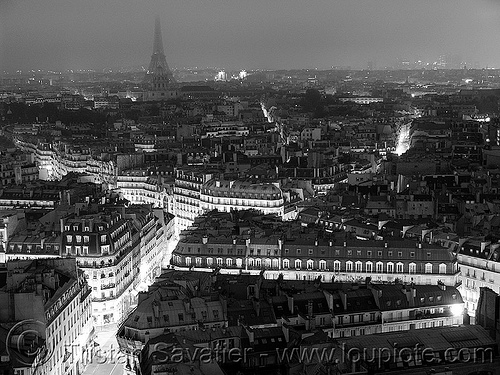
[355,261,362,272]
[308,249,313,255]
[334,260,341,271]
[376,262,383,273]
[409,263,416,274]
[387,262,394,273]
[178,313,184,322]
[425,263,433,274]
[439,263,447,274]
[283,259,290,269]
[366,262,373,272]
[319,260,326,270]
[307,260,314,270]
[346,261,353,272]
[295,259,302,269]
[396,262,404,273]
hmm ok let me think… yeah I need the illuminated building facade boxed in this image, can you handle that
[199,180,287,218]
[0,258,93,375]
[172,237,459,286]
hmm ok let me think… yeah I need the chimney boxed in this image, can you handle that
[202,235,208,245]
[152,300,160,318]
[307,300,314,317]
[276,321,288,344]
[329,240,333,247]
[184,298,191,312]
[403,286,415,307]
[481,242,489,253]
[287,294,294,313]
[384,242,388,248]
[254,300,261,317]
[339,291,348,310]
[247,328,255,345]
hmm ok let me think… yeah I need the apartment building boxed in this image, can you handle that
[173,167,215,233]
[172,236,459,286]
[456,238,500,324]
[0,258,93,375]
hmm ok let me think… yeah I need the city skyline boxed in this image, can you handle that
[1,0,500,72]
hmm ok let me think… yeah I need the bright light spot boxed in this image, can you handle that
[450,304,463,316]
[260,103,274,123]
[215,71,227,81]
[239,70,247,79]
[395,122,411,156]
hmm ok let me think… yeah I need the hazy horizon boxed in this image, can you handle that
[1,0,500,72]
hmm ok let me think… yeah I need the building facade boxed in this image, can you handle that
[171,237,459,286]
[0,258,93,375]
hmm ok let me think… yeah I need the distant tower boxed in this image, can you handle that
[145,17,175,85]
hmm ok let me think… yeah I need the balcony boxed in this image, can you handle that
[101,283,116,290]
[92,295,117,303]
[335,318,381,328]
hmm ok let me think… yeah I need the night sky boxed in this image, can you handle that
[1,0,499,72]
